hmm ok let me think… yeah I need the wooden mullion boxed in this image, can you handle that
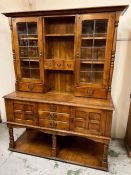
[74,15,81,86]
[37,17,44,82]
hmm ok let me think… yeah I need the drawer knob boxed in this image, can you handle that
[39,51,42,56]
[67,64,71,68]
[87,88,94,96]
[48,113,57,120]
[49,122,53,127]
[76,52,80,59]
[28,84,34,91]
[57,64,61,67]
[48,113,53,120]
[49,122,57,128]
[50,104,57,112]
[70,117,74,123]
[53,113,57,120]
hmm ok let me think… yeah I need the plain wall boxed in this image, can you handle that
[0,0,31,123]
[0,0,131,138]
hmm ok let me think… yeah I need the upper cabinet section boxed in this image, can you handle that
[4,6,128,96]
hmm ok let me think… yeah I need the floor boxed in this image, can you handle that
[0,124,131,175]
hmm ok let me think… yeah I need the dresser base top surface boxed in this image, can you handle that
[4,91,114,110]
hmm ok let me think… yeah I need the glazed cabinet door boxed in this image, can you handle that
[75,13,115,98]
[12,17,44,92]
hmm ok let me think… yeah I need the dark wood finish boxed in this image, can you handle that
[3,6,128,171]
[125,95,131,157]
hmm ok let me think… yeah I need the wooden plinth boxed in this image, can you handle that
[9,130,108,171]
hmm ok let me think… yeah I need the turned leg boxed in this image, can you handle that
[102,143,108,168]
[8,127,15,148]
[52,134,57,157]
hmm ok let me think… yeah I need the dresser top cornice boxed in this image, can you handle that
[2,5,128,17]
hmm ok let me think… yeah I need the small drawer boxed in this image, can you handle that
[54,60,63,70]
[89,112,101,121]
[14,112,23,120]
[74,87,108,99]
[14,103,23,110]
[13,102,35,112]
[38,103,70,114]
[39,119,69,131]
[38,111,69,122]
[13,101,37,126]
[44,59,54,69]
[17,82,43,92]
[15,118,35,125]
[64,60,74,71]
[56,121,69,130]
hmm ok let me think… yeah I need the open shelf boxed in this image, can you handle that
[44,16,75,35]
[12,130,52,157]
[20,37,38,40]
[45,37,74,60]
[20,59,39,62]
[47,70,74,93]
[10,129,106,170]
[81,36,106,40]
[45,34,74,37]
[81,60,105,64]
[57,135,104,169]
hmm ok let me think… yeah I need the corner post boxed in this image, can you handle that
[8,127,15,148]
[52,134,57,157]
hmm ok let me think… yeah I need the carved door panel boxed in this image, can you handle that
[13,101,37,125]
[71,108,106,135]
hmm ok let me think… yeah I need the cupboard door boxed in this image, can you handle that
[75,13,115,98]
[13,101,37,125]
[13,17,44,83]
[71,108,106,136]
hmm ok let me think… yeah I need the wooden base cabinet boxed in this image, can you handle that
[3,5,128,171]
[5,92,113,170]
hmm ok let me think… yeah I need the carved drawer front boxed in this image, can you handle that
[74,87,108,99]
[54,60,63,70]
[39,111,69,122]
[38,103,70,131]
[38,103,70,114]
[39,119,69,130]
[13,102,37,125]
[71,108,106,135]
[17,82,43,92]
[64,60,74,71]
[44,59,54,70]
[39,111,69,130]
